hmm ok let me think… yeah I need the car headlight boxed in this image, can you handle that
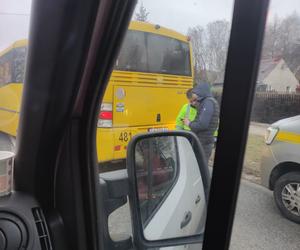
[265,127,279,145]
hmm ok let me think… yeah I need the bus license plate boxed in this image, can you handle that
[148,128,168,132]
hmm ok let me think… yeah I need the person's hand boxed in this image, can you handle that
[183,118,190,127]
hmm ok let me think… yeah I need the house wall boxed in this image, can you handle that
[264,59,299,92]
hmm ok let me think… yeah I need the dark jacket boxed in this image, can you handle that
[189,83,219,147]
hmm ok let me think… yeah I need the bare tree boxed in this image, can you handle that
[262,15,281,59]
[205,20,230,73]
[187,26,207,82]
[188,12,300,84]
[135,2,149,22]
[188,20,230,83]
[263,12,300,59]
[261,12,300,82]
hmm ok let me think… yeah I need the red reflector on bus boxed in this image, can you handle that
[99,111,112,120]
[114,145,121,151]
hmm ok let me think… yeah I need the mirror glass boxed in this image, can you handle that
[135,135,207,241]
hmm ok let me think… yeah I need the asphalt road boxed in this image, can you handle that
[230,180,300,250]
[109,180,300,250]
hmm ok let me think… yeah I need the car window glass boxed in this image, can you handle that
[5,0,299,249]
[230,1,300,249]
[0,1,31,153]
[104,0,234,245]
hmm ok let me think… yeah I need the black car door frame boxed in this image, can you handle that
[13,0,137,249]
[203,0,269,249]
[9,0,269,249]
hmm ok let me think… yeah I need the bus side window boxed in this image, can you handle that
[13,47,27,83]
[0,51,13,87]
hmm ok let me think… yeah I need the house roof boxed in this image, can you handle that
[257,58,281,83]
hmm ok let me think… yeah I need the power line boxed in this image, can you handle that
[0,12,30,17]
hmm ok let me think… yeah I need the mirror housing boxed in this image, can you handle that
[126,131,210,249]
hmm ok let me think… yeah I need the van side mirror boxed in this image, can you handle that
[127,131,210,249]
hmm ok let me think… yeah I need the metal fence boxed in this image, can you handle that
[213,92,300,124]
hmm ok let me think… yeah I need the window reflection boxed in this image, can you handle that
[135,137,178,226]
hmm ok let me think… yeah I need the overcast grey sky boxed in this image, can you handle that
[0,0,299,50]
[0,0,31,50]
[135,0,234,33]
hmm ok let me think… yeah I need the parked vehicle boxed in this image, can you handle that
[0,22,193,164]
[261,115,300,223]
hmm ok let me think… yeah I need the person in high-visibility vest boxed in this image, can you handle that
[175,89,197,130]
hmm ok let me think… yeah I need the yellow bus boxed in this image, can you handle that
[0,21,193,163]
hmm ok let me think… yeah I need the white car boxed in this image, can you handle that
[261,115,300,223]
